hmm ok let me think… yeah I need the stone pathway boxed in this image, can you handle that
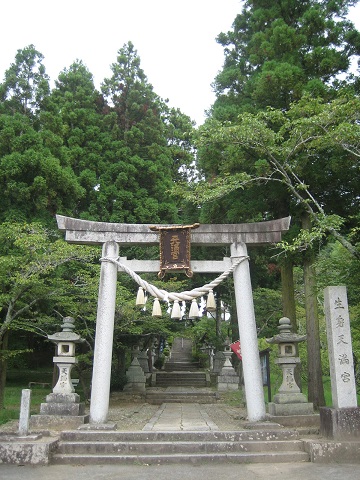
[143,402,219,431]
[0,398,247,434]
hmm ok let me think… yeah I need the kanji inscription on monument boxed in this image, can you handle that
[324,286,357,408]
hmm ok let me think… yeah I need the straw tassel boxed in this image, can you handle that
[189,298,200,319]
[206,289,216,312]
[171,300,182,320]
[136,287,145,307]
[152,297,162,318]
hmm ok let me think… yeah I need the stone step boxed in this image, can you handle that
[53,430,309,465]
[57,439,306,455]
[164,362,200,371]
[156,372,206,378]
[155,381,208,388]
[145,395,217,404]
[154,372,208,387]
[59,429,301,442]
[156,376,206,381]
[169,338,193,364]
[52,451,309,465]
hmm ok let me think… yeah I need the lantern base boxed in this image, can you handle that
[30,414,89,430]
[268,401,314,416]
[31,391,88,430]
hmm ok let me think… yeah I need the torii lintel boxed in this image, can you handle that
[56,215,291,247]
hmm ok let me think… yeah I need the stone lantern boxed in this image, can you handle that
[30,317,89,430]
[48,316,83,394]
[266,317,313,416]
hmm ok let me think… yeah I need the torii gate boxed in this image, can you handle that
[56,215,291,424]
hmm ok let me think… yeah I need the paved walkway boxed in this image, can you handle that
[2,461,359,479]
[142,402,219,431]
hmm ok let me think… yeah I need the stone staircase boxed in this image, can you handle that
[147,337,215,404]
[51,429,310,465]
[164,337,199,372]
[154,372,208,387]
[146,387,217,405]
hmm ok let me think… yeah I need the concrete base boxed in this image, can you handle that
[0,433,58,465]
[266,413,320,429]
[217,382,239,392]
[273,392,308,404]
[320,407,360,440]
[123,382,146,393]
[217,370,239,392]
[40,402,85,416]
[30,414,89,431]
[268,401,314,416]
[304,438,360,463]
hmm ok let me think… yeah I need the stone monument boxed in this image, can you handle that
[266,317,314,416]
[321,286,360,440]
[136,346,151,378]
[217,338,239,391]
[123,346,147,393]
[213,350,226,374]
[31,317,89,430]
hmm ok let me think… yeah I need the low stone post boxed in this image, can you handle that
[18,389,31,436]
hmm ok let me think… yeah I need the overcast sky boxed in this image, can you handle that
[1,0,359,126]
[0,0,242,125]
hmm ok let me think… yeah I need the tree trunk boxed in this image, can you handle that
[281,258,297,331]
[302,213,325,409]
[216,297,222,339]
[0,331,9,410]
[230,300,239,342]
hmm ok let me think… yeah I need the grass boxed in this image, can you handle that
[1,369,54,426]
[1,368,91,426]
[219,389,245,406]
[0,385,51,426]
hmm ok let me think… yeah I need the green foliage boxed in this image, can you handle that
[110,373,128,392]
[253,287,283,338]
[0,44,50,116]
[0,113,84,223]
[179,95,360,257]
[190,315,229,352]
[0,42,197,410]
[195,0,360,263]
[0,221,100,349]
[212,0,360,118]
[87,42,191,224]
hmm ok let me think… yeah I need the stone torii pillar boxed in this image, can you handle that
[56,215,290,424]
[231,241,265,421]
